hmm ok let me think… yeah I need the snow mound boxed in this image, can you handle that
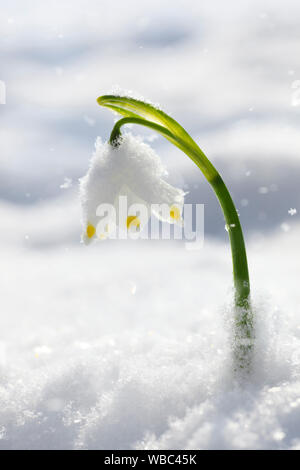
[0,228,300,449]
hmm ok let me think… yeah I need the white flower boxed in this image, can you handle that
[79,133,185,244]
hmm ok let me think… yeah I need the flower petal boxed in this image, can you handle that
[79,133,185,243]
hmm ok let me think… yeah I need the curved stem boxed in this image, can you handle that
[109,117,253,370]
[110,119,250,299]
[110,117,176,146]
[109,117,217,180]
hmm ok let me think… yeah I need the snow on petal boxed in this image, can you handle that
[79,133,185,243]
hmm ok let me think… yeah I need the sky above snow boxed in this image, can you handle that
[0,0,300,449]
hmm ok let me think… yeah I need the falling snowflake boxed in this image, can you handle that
[258,186,268,194]
[60,177,73,189]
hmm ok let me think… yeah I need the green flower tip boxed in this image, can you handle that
[97,95,111,106]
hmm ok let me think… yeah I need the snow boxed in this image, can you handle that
[60,177,73,189]
[79,134,184,244]
[1,0,300,450]
[1,197,300,449]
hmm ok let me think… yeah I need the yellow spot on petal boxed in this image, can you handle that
[170,205,181,221]
[86,224,96,238]
[126,215,140,230]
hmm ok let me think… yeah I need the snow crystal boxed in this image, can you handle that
[108,86,162,111]
[288,208,297,216]
[225,224,236,232]
[60,177,73,189]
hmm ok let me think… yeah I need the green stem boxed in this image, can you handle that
[210,174,250,307]
[211,174,253,370]
[109,116,253,370]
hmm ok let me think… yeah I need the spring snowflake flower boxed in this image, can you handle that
[79,133,185,244]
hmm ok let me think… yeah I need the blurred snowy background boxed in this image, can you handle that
[1,0,300,449]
